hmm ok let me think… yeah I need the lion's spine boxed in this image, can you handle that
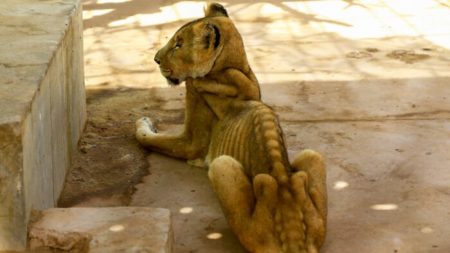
[252,104,289,182]
[253,104,307,253]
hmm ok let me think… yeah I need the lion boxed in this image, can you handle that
[136,3,327,253]
[136,3,260,160]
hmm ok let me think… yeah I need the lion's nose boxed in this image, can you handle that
[154,55,161,65]
[154,50,161,65]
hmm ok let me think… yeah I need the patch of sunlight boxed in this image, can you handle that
[283,0,450,50]
[260,3,284,16]
[420,227,434,234]
[284,1,347,15]
[172,1,206,19]
[207,232,223,240]
[109,224,125,232]
[179,207,194,214]
[371,204,398,211]
[139,1,205,26]
[98,0,131,3]
[108,16,137,27]
[108,1,205,28]
[333,181,349,190]
[83,9,114,20]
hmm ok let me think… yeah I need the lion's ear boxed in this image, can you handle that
[204,3,228,17]
[203,23,221,49]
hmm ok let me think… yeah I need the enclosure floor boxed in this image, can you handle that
[58,85,450,253]
[57,1,450,253]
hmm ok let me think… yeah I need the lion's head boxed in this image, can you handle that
[154,3,251,85]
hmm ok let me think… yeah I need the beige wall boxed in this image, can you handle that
[0,0,85,250]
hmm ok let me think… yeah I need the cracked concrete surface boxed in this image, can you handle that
[58,0,450,252]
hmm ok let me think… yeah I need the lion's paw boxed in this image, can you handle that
[136,117,157,142]
[136,117,157,132]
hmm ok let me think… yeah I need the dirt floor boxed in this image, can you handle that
[57,1,450,253]
[58,86,249,252]
[58,88,152,208]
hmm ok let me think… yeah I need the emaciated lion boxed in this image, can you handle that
[136,3,327,253]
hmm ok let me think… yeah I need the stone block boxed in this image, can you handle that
[0,0,85,250]
[29,207,173,253]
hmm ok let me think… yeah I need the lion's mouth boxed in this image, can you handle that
[159,68,180,85]
[167,77,180,85]
[160,68,171,76]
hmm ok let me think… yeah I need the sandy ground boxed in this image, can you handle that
[58,1,450,253]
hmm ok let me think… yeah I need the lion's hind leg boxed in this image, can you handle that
[208,156,254,228]
[291,149,327,250]
[208,155,279,253]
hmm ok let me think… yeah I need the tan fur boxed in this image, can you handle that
[207,101,327,253]
[137,3,260,159]
[136,3,327,253]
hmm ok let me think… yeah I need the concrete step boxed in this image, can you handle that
[28,207,173,253]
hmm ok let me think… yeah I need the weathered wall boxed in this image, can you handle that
[0,0,85,250]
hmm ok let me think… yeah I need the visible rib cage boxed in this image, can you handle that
[208,101,290,178]
[208,106,254,175]
[208,101,307,253]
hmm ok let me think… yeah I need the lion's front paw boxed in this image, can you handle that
[136,117,157,142]
[136,117,157,132]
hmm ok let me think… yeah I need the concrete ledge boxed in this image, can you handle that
[0,0,85,250]
[29,207,173,253]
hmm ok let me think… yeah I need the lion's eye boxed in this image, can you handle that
[174,41,182,49]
